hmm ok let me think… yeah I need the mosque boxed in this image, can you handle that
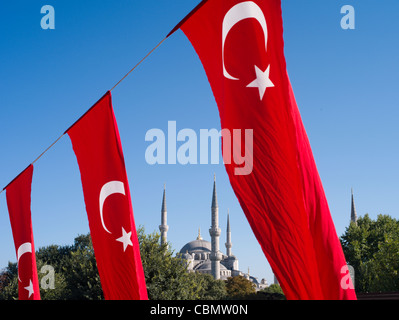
[158,178,359,291]
[158,177,268,291]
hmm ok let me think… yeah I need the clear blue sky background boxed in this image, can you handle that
[1,0,398,285]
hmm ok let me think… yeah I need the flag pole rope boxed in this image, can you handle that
[31,133,66,167]
[0,36,169,194]
[110,36,168,92]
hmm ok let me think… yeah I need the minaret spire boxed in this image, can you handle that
[351,188,358,225]
[211,174,218,208]
[197,227,203,240]
[159,184,169,246]
[225,209,232,257]
[209,175,221,280]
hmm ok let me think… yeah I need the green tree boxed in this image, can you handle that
[187,272,227,300]
[341,214,399,293]
[0,234,101,300]
[0,270,8,292]
[225,275,256,299]
[36,259,69,300]
[35,234,102,300]
[0,262,18,300]
[138,227,205,300]
[61,234,103,299]
[255,284,286,300]
[262,283,284,295]
[1,229,230,300]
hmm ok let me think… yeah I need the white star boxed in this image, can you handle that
[116,227,133,252]
[24,279,34,298]
[246,65,274,100]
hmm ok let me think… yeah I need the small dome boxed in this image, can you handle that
[181,250,193,260]
[249,276,259,284]
[179,239,212,255]
[195,260,227,271]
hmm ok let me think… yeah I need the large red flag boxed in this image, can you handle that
[66,91,148,300]
[5,164,40,300]
[175,0,356,299]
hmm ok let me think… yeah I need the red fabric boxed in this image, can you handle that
[6,165,40,300]
[180,0,356,299]
[66,91,148,300]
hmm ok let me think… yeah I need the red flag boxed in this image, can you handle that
[66,91,148,300]
[5,164,40,300]
[176,0,356,299]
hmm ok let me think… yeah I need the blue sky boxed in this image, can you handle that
[1,0,398,285]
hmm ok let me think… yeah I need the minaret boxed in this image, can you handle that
[351,188,358,225]
[159,185,169,246]
[209,175,221,280]
[225,210,232,257]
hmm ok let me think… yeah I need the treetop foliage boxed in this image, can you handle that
[340,214,399,293]
[0,227,284,300]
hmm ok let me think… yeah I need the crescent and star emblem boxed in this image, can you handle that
[222,1,274,100]
[99,181,133,252]
[17,242,35,298]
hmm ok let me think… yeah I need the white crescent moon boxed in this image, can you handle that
[17,242,32,282]
[222,1,268,80]
[99,181,125,234]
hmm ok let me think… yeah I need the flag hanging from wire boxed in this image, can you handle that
[173,0,356,300]
[66,92,148,300]
[5,164,41,300]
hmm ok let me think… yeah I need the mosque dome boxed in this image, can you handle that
[179,228,212,255]
[179,239,212,255]
[159,177,265,289]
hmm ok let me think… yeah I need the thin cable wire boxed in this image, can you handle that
[31,133,66,166]
[110,36,168,92]
[0,132,66,195]
[0,36,169,193]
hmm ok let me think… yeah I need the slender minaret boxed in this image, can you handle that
[225,209,232,257]
[159,185,169,246]
[351,188,358,225]
[209,175,221,280]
